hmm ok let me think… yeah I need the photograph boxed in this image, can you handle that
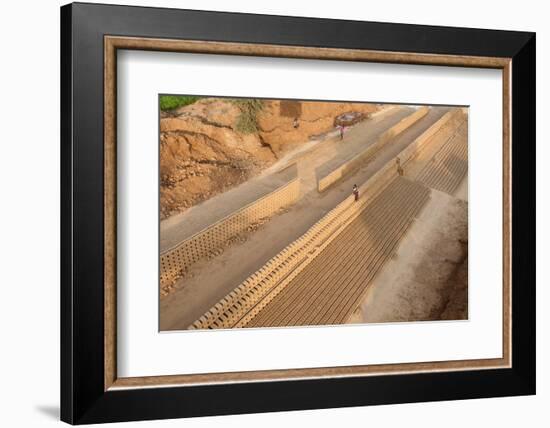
[158,96,469,331]
[53,1,536,424]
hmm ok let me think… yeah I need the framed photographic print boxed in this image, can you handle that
[60,2,536,424]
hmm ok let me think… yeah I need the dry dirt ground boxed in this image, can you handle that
[160,106,450,330]
[348,184,468,324]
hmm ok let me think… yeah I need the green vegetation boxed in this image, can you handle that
[159,95,202,111]
[159,96,264,134]
[231,99,265,134]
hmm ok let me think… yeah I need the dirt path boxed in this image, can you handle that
[276,106,415,192]
[160,163,296,251]
[160,106,450,330]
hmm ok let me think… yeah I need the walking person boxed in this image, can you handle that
[353,184,359,202]
[396,157,404,176]
[339,125,346,141]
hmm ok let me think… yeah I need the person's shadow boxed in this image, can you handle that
[35,405,59,420]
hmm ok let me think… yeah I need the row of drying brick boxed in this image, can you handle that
[416,120,468,195]
[244,177,430,327]
[317,106,429,192]
[189,180,374,329]
[160,177,300,289]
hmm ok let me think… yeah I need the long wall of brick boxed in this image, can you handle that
[401,108,464,168]
[354,108,465,202]
[368,105,400,119]
[318,106,429,192]
[160,177,300,288]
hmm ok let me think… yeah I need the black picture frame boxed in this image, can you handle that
[61,2,535,424]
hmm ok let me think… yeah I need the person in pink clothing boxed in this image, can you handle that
[339,125,346,140]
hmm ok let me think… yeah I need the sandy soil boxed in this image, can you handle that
[348,189,468,323]
[160,107,450,330]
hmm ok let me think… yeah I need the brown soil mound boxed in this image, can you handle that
[160,98,378,219]
[257,100,378,154]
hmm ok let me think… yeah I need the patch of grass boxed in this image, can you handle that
[231,99,265,134]
[159,95,202,111]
